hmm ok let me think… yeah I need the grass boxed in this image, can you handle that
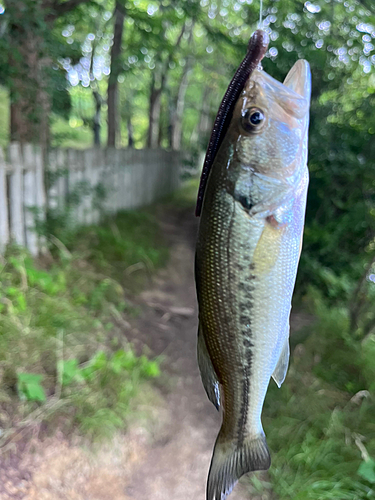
[246,288,375,499]
[73,211,169,292]
[0,208,168,445]
[165,176,200,211]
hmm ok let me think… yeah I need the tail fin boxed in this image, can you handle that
[207,430,271,500]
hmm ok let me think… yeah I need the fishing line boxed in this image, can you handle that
[258,0,263,29]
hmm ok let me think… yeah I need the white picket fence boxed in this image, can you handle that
[0,143,182,255]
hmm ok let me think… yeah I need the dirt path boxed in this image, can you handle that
[124,207,272,500]
[1,205,278,500]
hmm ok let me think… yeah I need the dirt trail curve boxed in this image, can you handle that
[125,207,272,500]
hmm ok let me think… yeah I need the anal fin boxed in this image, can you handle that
[197,326,220,410]
[272,334,290,388]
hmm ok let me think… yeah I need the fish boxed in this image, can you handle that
[195,30,311,500]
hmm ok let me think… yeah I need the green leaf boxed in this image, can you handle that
[16,293,27,311]
[141,360,160,378]
[79,351,108,380]
[59,359,81,386]
[358,459,375,484]
[6,287,18,297]
[25,383,46,401]
[91,351,107,370]
[120,350,137,371]
[17,373,46,402]
[80,365,95,381]
[111,350,126,374]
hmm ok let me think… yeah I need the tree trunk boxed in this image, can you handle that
[7,0,91,150]
[107,3,125,147]
[88,33,102,147]
[92,90,102,146]
[157,97,165,147]
[127,116,134,148]
[9,12,51,151]
[147,23,187,149]
[190,85,212,148]
[170,60,192,150]
[168,24,194,150]
[147,71,163,148]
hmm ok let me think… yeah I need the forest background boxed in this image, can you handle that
[0,0,374,302]
[0,0,375,498]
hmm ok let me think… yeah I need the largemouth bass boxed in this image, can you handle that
[195,30,311,500]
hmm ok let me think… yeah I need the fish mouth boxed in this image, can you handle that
[245,63,311,120]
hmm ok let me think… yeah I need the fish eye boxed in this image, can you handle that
[241,107,266,133]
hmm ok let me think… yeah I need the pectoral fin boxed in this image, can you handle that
[272,335,290,388]
[197,327,220,410]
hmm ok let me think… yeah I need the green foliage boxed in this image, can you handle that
[358,459,375,485]
[59,358,81,386]
[17,373,46,402]
[50,113,95,149]
[74,210,168,289]
[56,349,160,439]
[361,337,375,393]
[35,172,107,247]
[262,376,375,499]
[0,208,166,440]
[249,287,375,499]
[1,0,80,110]
[164,177,200,210]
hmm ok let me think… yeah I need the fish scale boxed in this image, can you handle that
[195,48,311,500]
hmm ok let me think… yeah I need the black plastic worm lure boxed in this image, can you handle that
[195,29,269,217]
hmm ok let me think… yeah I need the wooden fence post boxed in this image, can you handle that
[125,149,132,210]
[75,150,85,225]
[8,142,25,247]
[34,145,47,253]
[66,149,78,225]
[93,148,104,223]
[115,148,122,212]
[22,143,38,256]
[105,148,116,214]
[55,148,67,212]
[47,149,59,211]
[0,148,9,254]
[83,149,95,225]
